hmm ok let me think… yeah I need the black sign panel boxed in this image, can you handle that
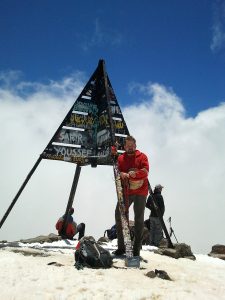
[41,60,130,166]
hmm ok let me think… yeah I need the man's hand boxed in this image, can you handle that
[120,172,130,180]
[128,170,136,178]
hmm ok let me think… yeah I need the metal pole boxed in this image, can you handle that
[0,156,42,229]
[171,227,179,243]
[61,164,82,236]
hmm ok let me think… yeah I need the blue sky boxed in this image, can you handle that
[1,0,225,116]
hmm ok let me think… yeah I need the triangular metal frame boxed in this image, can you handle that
[42,59,130,167]
[0,59,130,232]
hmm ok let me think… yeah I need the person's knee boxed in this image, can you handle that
[76,222,85,233]
[80,222,85,228]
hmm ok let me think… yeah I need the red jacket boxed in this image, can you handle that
[118,150,149,196]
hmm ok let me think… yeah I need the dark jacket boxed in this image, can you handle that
[146,191,165,217]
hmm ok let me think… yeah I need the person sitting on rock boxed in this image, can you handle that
[55,207,85,240]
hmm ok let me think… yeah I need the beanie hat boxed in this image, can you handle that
[69,207,74,214]
[155,184,164,190]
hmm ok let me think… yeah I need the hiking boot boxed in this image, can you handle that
[112,248,125,256]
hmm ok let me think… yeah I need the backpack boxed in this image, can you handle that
[74,237,113,269]
[104,224,117,240]
[104,223,135,241]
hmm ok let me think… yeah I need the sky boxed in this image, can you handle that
[0,0,225,254]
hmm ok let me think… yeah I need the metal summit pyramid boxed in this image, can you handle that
[41,59,130,167]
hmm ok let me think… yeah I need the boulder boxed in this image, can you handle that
[159,238,168,248]
[142,227,150,245]
[145,269,172,280]
[19,233,62,244]
[10,248,50,257]
[210,244,225,254]
[155,243,196,260]
[0,240,7,243]
[208,244,225,260]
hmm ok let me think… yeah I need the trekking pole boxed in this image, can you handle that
[168,217,178,243]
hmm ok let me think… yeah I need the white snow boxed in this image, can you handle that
[1,239,225,300]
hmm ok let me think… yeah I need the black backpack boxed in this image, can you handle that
[104,224,117,240]
[74,238,113,269]
[104,224,135,241]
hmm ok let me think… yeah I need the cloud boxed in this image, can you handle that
[79,18,123,51]
[210,0,225,52]
[0,73,225,254]
[125,82,225,253]
[0,70,85,98]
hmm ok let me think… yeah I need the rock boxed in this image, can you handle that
[142,227,150,245]
[208,244,225,260]
[155,269,172,280]
[155,243,196,260]
[174,243,195,258]
[183,256,196,261]
[145,270,156,278]
[9,248,50,257]
[210,244,225,254]
[47,261,64,267]
[19,233,62,244]
[145,269,172,280]
[208,253,225,260]
[159,238,168,248]
[0,242,21,249]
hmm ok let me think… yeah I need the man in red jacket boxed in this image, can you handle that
[114,136,149,257]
